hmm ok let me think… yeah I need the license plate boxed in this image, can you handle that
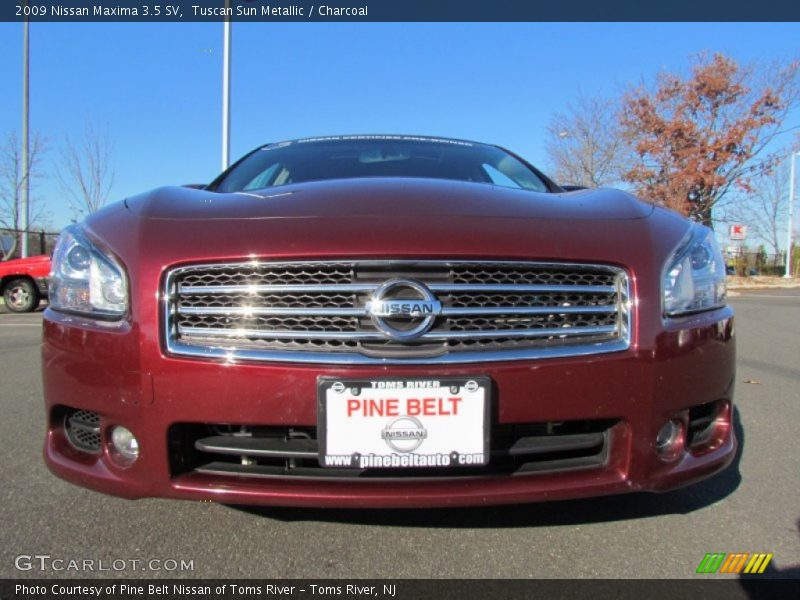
[318,377,490,469]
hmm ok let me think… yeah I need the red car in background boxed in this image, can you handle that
[0,254,50,312]
[41,135,736,507]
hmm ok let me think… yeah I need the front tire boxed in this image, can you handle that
[3,278,40,313]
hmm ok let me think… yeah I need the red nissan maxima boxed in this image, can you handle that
[42,135,735,507]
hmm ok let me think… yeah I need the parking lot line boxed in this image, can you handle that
[735,294,800,299]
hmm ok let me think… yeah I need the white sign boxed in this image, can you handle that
[320,379,488,469]
[729,224,748,240]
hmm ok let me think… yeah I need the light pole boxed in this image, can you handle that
[20,16,30,258]
[785,151,798,278]
[221,0,231,171]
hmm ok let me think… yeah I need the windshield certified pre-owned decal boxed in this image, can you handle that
[295,135,473,146]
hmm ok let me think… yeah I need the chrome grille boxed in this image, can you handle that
[164,261,631,364]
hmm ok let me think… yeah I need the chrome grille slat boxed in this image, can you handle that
[177,324,618,341]
[178,306,368,317]
[430,284,616,293]
[176,305,618,317]
[164,260,631,364]
[179,283,377,294]
[441,305,617,316]
[178,283,617,295]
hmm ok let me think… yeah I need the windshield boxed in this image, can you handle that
[213,136,550,193]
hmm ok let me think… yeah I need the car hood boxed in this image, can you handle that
[85,177,690,298]
[124,178,655,222]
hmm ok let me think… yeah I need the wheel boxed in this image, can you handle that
[3,278,40,313]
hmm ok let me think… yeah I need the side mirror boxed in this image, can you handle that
[561,185,588,192]
[182,183,207,190]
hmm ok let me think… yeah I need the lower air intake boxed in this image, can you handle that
[65,409,102,454]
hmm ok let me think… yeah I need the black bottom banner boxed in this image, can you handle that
[1,579,798,600]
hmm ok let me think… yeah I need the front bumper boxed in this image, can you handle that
[42,306,736,508]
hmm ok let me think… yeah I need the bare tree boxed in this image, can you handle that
[545,93,629,188]
[57,126,115,220]
[729,160,792,254]
[0,131,48,260]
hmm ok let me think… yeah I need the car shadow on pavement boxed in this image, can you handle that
[232,407,745,528]
[738,519,800,591]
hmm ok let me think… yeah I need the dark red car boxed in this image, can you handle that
[42,135,735,507]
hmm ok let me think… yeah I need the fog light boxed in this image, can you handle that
[655,419,685,461]
[110,426,139,461]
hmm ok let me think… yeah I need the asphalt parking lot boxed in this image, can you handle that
[0,291,798,580]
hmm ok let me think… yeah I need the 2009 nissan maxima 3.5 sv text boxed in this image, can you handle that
[42,135,735,507]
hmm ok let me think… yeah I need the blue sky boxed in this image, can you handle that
[0,22,798,231]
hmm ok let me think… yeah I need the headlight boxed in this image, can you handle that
[663,226,726,316]
[50,226,128,318]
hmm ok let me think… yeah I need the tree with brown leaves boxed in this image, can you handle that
[621,53,799,227]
